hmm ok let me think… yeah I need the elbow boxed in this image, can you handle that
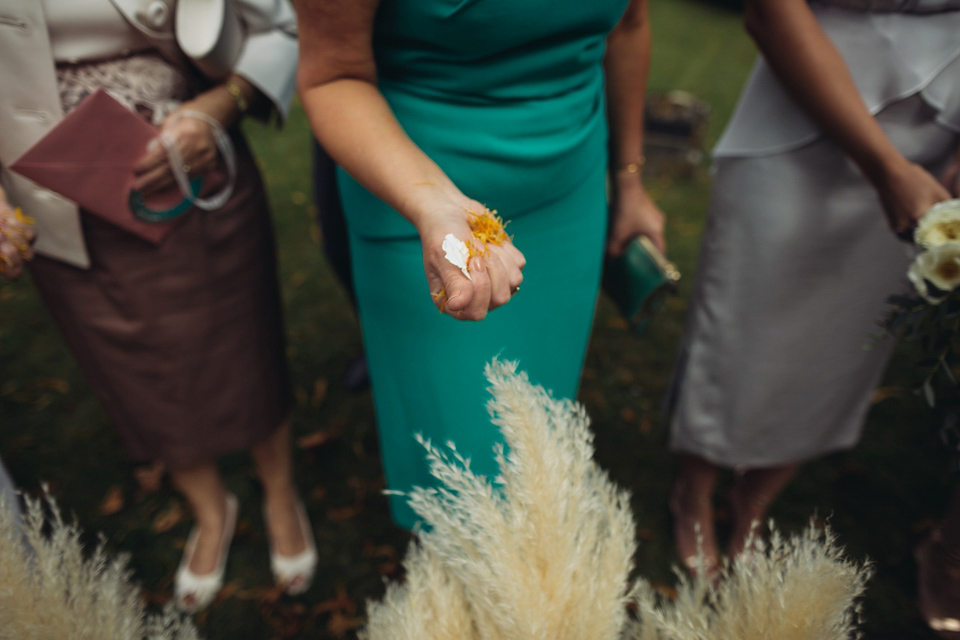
[742,1,769,43]
[296,66,321,100]
[612,0,648,35]
[296,57,377,101]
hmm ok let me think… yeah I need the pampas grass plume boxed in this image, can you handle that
[361,359,872,640]
[366,359,638,640]
[0,490,201,640]
[628,524,872,640]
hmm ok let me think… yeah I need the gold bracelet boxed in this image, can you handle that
[224,81,249,114]
[616,156,646,175]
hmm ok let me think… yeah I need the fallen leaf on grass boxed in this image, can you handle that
[234,584,285,603]
[362,541,398,561]
[872,386,909,404]
[34,377,70,393]
[912,517,941,534]
[639,417,653,435]
[326,505,363,522]
[327,612,362,637]
[312,586,356,616]
[217,580,240,601]
[298,425,341,449]
[152,501,184,533]
[133,461,165,493]
[605,315,629,330]
[311,378,328,407]
[651,581,678,600]
[99,485,124,515]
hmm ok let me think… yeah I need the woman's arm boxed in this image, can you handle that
[133,1,298,199]
[603,0,666,255]
[744,0,950,235]
[132,74,261,195]
[295,0,524,321]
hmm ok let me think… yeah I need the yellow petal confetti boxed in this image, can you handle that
[0,207,35,275]
[468,207,510,252]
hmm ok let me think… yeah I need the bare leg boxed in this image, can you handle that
[917,486,960,638]
[670,453,720,575]
[250,421,306,557]
[169,463,229,575]
[727,463,799,559]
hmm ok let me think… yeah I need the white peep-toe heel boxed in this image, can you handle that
[174,492,238,613]
[267,500,317,595]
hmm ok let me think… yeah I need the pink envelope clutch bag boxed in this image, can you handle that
[9,89,183,245]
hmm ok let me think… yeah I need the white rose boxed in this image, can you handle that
[908,242,960,304]
[914,199,960,248]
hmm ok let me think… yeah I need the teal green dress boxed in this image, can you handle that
[338,0,629,528]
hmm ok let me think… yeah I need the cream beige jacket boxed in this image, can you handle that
[0,0,297,268]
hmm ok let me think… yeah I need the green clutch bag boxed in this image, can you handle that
[602,236,681,334]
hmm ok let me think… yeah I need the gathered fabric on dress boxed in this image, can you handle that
[668,9,960,468]
[337,0,626,528]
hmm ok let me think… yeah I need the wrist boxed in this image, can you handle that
[852,141,907,186]
[224,80,249,116]
[863,153,912,191]
[612,155,646,176]
[611,169,646,198]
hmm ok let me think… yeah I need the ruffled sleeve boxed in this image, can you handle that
[714,6,960,158]
[233,0,299,123]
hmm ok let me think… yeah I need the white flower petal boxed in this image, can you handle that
[442,233,471,280]
[908,242,960,304]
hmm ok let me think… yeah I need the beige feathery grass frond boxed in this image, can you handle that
[360,542,477,640]
[627,522,872,640]
[362,359,870,640]
[366,358,637,640]
[0,491,201,640]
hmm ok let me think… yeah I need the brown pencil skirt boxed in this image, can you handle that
[27,133,292,468]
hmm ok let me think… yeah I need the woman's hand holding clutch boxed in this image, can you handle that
[132,106,221,197]
[132,76,256,198]
[607,171,666,257]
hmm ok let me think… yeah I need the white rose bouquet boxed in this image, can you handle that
[884,199,960,407]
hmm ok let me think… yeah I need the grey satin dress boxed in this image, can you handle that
[669,5,960,467]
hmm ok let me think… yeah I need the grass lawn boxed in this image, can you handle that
[0,1,954,638]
